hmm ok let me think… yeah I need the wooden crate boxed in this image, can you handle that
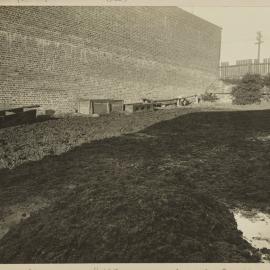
[78,99,124,115]
[0,104,38,127]
[0,109,37,127]
[111,100,124,113]
[124,103,154,113]
[91,100,109,114]
[78,99,91,114]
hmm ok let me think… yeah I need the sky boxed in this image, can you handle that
[182,7,270,64]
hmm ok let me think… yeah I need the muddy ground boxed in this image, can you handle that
[0,106,270,262]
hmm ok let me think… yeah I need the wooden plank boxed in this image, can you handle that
[0,104,40,113]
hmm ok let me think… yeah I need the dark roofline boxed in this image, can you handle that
[177,7,223,30]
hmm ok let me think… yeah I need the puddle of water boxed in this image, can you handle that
[233,209,270,263]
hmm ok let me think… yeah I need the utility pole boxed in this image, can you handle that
[255,31,264,63]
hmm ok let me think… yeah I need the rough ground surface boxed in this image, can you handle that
[0,107,206,169]
[0,106,270,262]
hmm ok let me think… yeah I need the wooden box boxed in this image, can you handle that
[124,103,154,113]
[78,99,124,115]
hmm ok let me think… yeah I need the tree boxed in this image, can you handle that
[231,73,263,105]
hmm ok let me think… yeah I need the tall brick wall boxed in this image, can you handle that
[0,6,221,112]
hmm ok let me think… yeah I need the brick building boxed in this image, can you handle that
[0,6,222,112]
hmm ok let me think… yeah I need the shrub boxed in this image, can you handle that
[200,92,218,102]
[263,73,270,87]
[231,73,263,105]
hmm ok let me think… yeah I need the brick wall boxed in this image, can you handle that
[0,6,221,112]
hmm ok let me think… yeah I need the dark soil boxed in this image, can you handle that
[1,107,270,262]
[0,108,203,170]
[0,187,256,263]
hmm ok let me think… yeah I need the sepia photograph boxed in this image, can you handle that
[0,0,270,266]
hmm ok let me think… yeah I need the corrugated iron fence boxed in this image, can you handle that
[220,58,270,80]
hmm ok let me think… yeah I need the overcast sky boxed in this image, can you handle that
[182,7,270,64]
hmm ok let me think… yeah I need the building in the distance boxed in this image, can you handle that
[0,6,222,112]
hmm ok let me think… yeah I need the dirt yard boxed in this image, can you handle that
[0,105,270,262]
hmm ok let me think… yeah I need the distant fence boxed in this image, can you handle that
[219,58,270,80]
